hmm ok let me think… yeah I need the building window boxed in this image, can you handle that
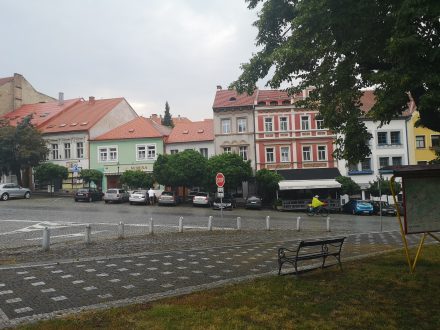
[266,147,274,163]
[99,146,118,162]
[223,147,231,154]
[316,119,325,130]
[170,149,179,154]
[377,132,388,145]
[279,117,288,131]
[221,119,231,134]
[264,117,273,132]
[109,147,117,161]
[416,135,426,148]
[280,146,289,162]
[237,118,247,133]
[379,157,389,168]
[76,142,84,159]
[99,147,108,162]
[390,131,401,144]
[432,135,440,148]
[64,143,71,159]
[239,146,248,160]
[392,156,402,166]
[301,116,310,130]
[348,163,358,172]
[147,145,156,159]
[317,146,327,161]
[417,161,428,165]
[137,145,146,160]
[302,146,311,161]
[51,144,59,160]
[199,148,208,158]
[361,158,371,171]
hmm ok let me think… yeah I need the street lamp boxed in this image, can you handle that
[378,173,383,232]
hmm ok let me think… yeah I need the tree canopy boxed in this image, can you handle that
[162,101,173,127]
[34,163,68,190]
[0,115,48,185]
[119,170,154,189]
[368,177,402,201]
[79,169,103,188]
[335,176,361,196]
[256,168,282,203]
[232,0,440,163]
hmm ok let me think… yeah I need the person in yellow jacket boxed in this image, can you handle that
[311,195,325,210]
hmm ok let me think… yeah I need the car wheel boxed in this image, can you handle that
[1,193,9,201]
[24,192,31,199]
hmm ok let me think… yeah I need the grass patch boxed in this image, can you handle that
[18,246,440,330]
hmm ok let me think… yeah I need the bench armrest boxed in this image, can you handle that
[278,247,298,259]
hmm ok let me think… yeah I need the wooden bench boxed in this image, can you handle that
[278,237,346,275]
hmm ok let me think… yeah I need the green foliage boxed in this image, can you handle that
[119,170,154,189]
[233,0,440,163]
[0,115,48,185]
[335,176,361,196]
[429,151,440,164]
[206,153,252,191]
[368,177,402,197]
[162,101,173,127]
[255,169,282,203]
[79,169,103,187]
[34,163,68,186]
[153,150,207,188]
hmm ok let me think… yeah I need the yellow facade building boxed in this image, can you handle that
[407,110,440,164]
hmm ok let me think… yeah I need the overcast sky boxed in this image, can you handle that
[1,0,261,120]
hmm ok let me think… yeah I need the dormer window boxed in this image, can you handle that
[197,129,204,133]
[70,122,78,127]
[129,129,135,133]
[80,122,88,126]
[59,123,66,127]
[258,101,266,106]
[183,130,189,134]
[229,97,236,101]
[270,101,277,106]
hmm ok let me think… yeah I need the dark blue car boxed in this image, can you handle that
[342,200,374,215]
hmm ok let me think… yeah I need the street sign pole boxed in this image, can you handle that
[216,173,225,219]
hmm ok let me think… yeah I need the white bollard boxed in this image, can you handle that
[42,227,50,251]
[326,216,331,232]
[84,224,92,244]
[208,216,213,231]
[178,216,183,233]
[149,217,154,235]
[296,216,301,232]
[266,215,270,231]
[118,221,125,239]
[237,217,241,230]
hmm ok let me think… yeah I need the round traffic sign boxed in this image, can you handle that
[216,172,225,187]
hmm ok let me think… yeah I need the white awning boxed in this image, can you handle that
[278,179,341,191]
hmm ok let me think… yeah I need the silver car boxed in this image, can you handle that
[192,192,213,207]
[0,183,31,201]
[104,189,129,203]
[129,190,148,205]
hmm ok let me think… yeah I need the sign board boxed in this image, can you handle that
[217,192,224,198]
[217,187,224,193]
[216,172,225,188]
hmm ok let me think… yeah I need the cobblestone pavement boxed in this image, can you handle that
[0,229,429,328]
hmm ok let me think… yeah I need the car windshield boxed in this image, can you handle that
[77,189,88,193]
[107,189,118,194]
[162,192,173,196]
[132,190,146,194]
[358,201,371,206]
[195,193,208,197]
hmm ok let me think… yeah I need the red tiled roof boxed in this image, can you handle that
[213,89,257,108]
[0,76,13,86]
[167,119,214,143]
[359,90,376,113]
[1,99,82,127]
[41,98,127,133]
[173,116,192,124]
[257,90,290,104]
[92,117,171,141]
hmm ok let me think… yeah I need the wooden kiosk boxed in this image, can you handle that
[390,164,440,273]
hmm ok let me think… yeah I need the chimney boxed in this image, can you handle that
[216,85,222,90]
[89,96,95,104]
[58,92,64,106]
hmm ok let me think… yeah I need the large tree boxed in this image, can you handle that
[335,176,361,196]
[368,177,402,202]
[0,115,48,186]
[79,169,103,188]
[34,163,68,192]
[256,168,282,203]
[232,0,440,163]
[162,101,173,127]
[119,170,154,189]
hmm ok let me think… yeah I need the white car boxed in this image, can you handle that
[192,192,213,207]
[129,190,148,205]
[0,183,31,201]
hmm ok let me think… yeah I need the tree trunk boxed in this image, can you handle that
[13,166,22,186]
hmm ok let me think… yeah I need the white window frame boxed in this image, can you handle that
[379,156,389,168]
[237,118,247,133]
[199,148,208,158]
[223,147,232,154]
[316,119,325,130]
[301,115,310,131]
[302,145,311,161]
[265,147,275,163]
[136,144,146,161]
[64,143,71,159]
[221,118,231,134]
[415,135,426,149]
[170,149,179,154]
[51,144,59,160]
[280,146,290,162]
[390,131,401,145]
[264,117,273,132]
[147,144,156,159]
[98,145,118,163]
[76,142,84,159]
[239,146,248,161]
[317,145,327,161]
[279,117,288,132]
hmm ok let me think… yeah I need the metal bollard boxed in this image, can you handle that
[118,221,125,239]
[326,216,331,232]
[178,216,183,233]
[208,216,213,231]
[237,217,241,230]
[296,216,301,231]
[42,227,50,251]
[266,216,270,231]
[84,224,92,244]
[149,217,154,235]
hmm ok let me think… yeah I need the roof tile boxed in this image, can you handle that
[167,119,214,143]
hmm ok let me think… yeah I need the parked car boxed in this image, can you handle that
[186,190,200,203]
[129,190,148,205]
[212,197,233,210]
[245,196,262,210]
[104,189,129,203]
[192,192,213,207]
[158,191,180,206]
[74,188,103,202]
[342,199,374,215]
[396,202,406,216]
[0,183,31,201]
[370,201,397,216]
